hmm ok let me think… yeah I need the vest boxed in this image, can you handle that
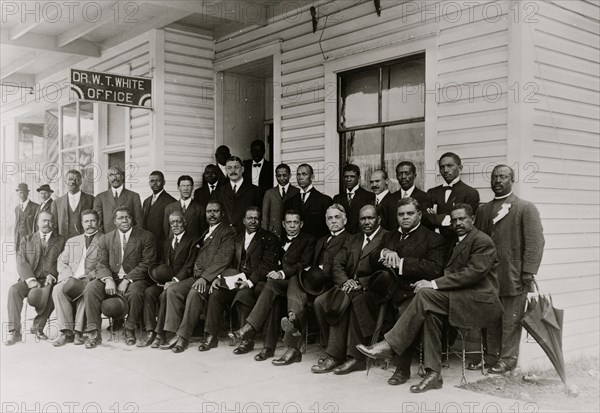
[67,202,81,239]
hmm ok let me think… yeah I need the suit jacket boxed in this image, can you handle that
[193,184,219,209]
[217,180,262,234]
[435,228,502,329]
[377,192,397,232]
[279,232,316,279]
[163,199,206,240]
[284,188,333,239]
[192,223,236,282]
[51,192,95,237]
[216,164,228,185]
[332,187,375,234]
[15,201,39,250]
[261,184,300,237]
[33,199,55,232]
[95,227,156,282]
[162,232,197,282]
[56,233,103,281]
[232,228,279,285]
[311,230,352,278]
[93,188,144,234]
[476,194,545,296]
[17,231,66,282]
[424,180,480,239]
[243,159,273,195]
[386,187,430,231]
[332,228,387,286]
[143,191,177,261]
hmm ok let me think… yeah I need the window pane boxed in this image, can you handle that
[62,149,76,164]
[342,128,381,189]
[62,103,77,148]
[80,146,95,194]
[382,57,425,122]
[107,104,126,145]
[384,122,425,193]
[80,102,94,146]
[340,68,379,128]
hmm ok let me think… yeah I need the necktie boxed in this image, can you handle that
[181,201,187,213]
[122,233,127,252]
[85,235,93,249]
[174,236,179,251]
[375,197,379,206]
[253,163,261,168]
[402,191,409,199]
[365,236,370,244]
[281,187,286,199]
[444,186,452,203]
[114,190,119,204]
[233,184,237,194]
[301,192,307,203]
[347,192,353,203]
[41,234,48,253]
[151,194,157,205]
[400,232,408,241]
[210,185,215,194]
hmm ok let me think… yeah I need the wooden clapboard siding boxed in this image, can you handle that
[163,28,214,192]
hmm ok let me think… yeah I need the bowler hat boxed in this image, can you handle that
[322,287,351,325]
[368,269,398,300]
[101,295,128,319]
[148,263,175,285]
[16,183,29,192]
[299,267,328,296]
[27,285,52,311]
[36,184,54,193]
[63,277,86,301]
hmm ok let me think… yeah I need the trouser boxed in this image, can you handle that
[485,293,528,368]
[52,279,87,332]
[143,284,163,331]
[285,276,328,350]
[7,280,55,334]
[163,277,209,340]
[246,278,289,350]
[204,288,252,336]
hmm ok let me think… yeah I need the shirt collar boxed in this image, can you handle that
[375,189,389,201]
[68,191,81,198]
[331,229,345,237]
[365,227,380,241]
[494,192,512,200]
[85,230,99,238]
[119,227,133,240]
[402,185,416,197]
[153,189,164,198]
[458,234,467,242]
[280,183,290,191]
[253,159,264,167]
[347,185,359,195]
[443,177,460,188]
[285,234,298,242]
[231,178,244,189]
[39,231,52,238]
[399,223,420,235]
[174,231,185,241]
[113,185,124,195]
[22,199,30,207]
[180,197,191,206]
[301,184,314,194]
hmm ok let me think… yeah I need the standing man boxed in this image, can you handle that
[93,166,144,234]
[333,164,374,234]
[358,204,502,393]
[142,171,176,261]
[83,206,156,348]
[51,170,95,239]
[14,183,39,253]
[164,175,206,240]
[33,184,55,232]
[473,165,544,374]
[392,161,429,231]
[52,209,103,346]
[284,164,333,239]
[215,145,231,185]
[243,139,273,197]
[193,164,220,208]
[262,163,299,237]
[369,170,395,231]
[424,153,479,240]
[5,211,66,344]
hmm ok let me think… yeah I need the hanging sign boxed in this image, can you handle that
[70,69,152,109]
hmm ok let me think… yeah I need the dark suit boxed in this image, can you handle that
[33,199,55,232]
[193,184,219,208]
[14,201,39,252]
[262,185,300,237]
[7,231,66,333]
[243,159,273,196]
[164,223,236,340]
[424,180,480,240]
[333,187,375,234]
[217,180,262,234]
[376,192,397,232]
[84,227,156,332]
[204,228,279,336]
[216,164,228,185]
[386,187,430,231]
[51,192,95,238]
[476,193,545,368]
[245,231,315,350]
[143,191,177,261]
[384,228,502,373]
[284,188,333,238]
[93,188,144,234]
[163,199,206,241]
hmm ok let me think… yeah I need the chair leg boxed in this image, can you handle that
[442,326,450,368]
[418,339,426,378]
[457,329,470,386]
[480,329,488,376]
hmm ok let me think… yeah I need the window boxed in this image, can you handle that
[60,102,95,194]
[339,54,425,192]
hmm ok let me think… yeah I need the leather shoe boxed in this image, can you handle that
[388,367,411,385]
[410,371,443,393]
[467,360,491,371]
[124,329,136,346]
[31,329,48,341]
[489,360,512,375]
[4,331,22,346]
[356,340,395,361]
[136,331,156,348]
[233,339,254,354]
[272,348,302,366]
[228,323,256,341]
[334,358,366,375]
[254,348,275,361]
[160,335,179,350]
[73,332,85,346]
[281,313,301,337]
[311,356,342,373]
[197,335,218,352]
[53,331,74,347]
[85,330,102,349]
[150,334,166,349]
[172,337,189,353]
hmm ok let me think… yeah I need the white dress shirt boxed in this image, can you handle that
[68,191,81,211]
[300,184,314,203]
[375,190,389,205]
[117,228,133,279]
[251,159,264,186]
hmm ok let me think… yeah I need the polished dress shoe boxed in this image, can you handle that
[410,371,443,393]
[172,337,189,353]
[136,331,156,348]
[489,360,512,375]
[272,348,302,366]
[53,331,74,347]
[228,323,256,341]
[311,356,342,374]
[160,335,179,350]
[467,360,491,371]
[233,339,254,354]
[85,330,102,349]
[4,331,22,346]
[31,329,48,341]
[197,335,218,352]
[150,334,166,349]
[356,340,395,360]
[281,313,301,337]
[124,329,136,346]
[388,367,411,385]
[73,332,85,346]
[334,358,366,375]
[254,348,275,361]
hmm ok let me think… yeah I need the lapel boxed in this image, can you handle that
[44,232,59,255]
[246,230,260,256]
[446,229,473,267]
[31,232,43,269]
[359,230,381,260]
[24,201,36,217]
[314,236,326,259]
[400,227,423,257]
[235,233,244,264]
[201,224,221,251]
[109,188,118,207]
[86,234,100,259]
[285,233,303,257]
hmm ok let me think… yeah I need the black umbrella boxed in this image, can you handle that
[521,281,567,385]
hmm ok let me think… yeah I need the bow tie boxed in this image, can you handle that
[284,237,293,244]
[253,163,261,167]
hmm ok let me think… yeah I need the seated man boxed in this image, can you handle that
[311,205,387,374]
[5,211,66,344]
[229,210,315,362]
[357,204,502,393]
[53,209,103,346]
[138,210,196,348]
[83,206,156,349]
[200,207,278,353]
[160,200,235,353]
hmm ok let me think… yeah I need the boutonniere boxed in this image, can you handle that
[492,203,512,224]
